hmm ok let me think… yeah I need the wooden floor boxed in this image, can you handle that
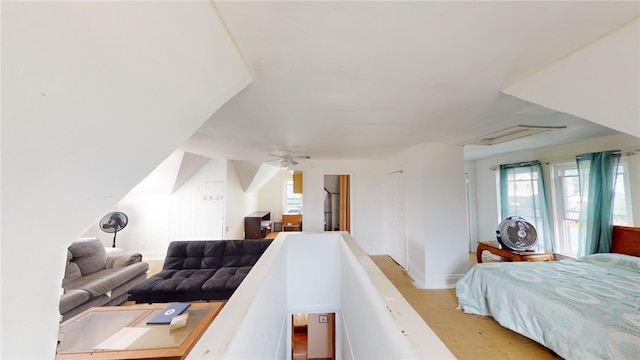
[371,254,559,360]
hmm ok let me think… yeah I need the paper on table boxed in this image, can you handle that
[95,327,149,350]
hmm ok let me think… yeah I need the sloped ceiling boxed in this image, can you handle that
[229,159,282,192]
[504,17,640,138]
[231,160,263,191]
[181,1,639,164]
[125,150,210,195]
[173,152,211,193]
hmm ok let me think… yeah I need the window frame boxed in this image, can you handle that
[283,179,303,214]
[551,163,580,256]
[612,158,634,225]
[550,158,632,257]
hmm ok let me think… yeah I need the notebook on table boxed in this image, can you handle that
[146,303,191,324]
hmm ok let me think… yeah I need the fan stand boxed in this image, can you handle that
[112,230,119,248]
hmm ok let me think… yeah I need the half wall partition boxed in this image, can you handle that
[188,232,454,359]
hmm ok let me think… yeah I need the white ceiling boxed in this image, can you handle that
[181,1,638,163]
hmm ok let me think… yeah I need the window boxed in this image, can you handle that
[552,159,632,256]
[553,164,580,256]
[501,169,540,220]
[284,180,302,213]
[612,160,633,226]
[499,161,554,251]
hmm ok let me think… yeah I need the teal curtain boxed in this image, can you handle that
[499,161,554,251]
[576,151,621,256]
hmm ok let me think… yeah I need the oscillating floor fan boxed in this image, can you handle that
[99,211,128,248]
[495,216,538,251]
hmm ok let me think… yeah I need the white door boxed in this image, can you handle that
[170,181,225,240]
[196,181,225,239]
[385,172,407,270]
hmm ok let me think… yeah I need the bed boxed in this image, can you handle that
[456,226,640,360]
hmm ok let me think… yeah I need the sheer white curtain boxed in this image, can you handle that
[499,161,554,251]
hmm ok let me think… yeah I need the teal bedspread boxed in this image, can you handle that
[455,253,640,360]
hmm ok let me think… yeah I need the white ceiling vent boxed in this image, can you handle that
[459,125,567,146]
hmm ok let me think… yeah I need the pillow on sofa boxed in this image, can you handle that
[68,239,107,276]
[108,253,142,268]
[64,250,82,281]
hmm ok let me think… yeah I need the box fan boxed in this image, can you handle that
[495,216,538,251]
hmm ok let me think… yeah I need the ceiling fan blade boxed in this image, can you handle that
[267,153,284,158]
[289,159,299,165]
[291,155,310,160]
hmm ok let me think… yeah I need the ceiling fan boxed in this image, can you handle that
[266,151,310,168]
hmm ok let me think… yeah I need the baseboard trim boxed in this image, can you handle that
[407,264,425,289]
[424,274,464,289]
[139,251,165,261]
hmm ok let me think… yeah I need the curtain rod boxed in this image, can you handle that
[488,147,639,171]
[610,148,639,156]
[385,170,403,175]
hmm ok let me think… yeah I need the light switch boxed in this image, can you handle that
[319,315,328,323]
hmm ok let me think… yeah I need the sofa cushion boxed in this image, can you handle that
[221,239,272,267]
[59,289,91,314]
[61,294,111,322]
[105,253,143,269]
[64,250,82,281]
[130,268,217,294]
[163,241,226,270]
[68,239,107,276]
[201,266,253,291]
[63,262,149,297]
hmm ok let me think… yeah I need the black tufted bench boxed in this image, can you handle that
[127,239,272,303]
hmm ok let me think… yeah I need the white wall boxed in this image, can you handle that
[307,313,334,359]
[258,169,293,223]
[464,168,479,250]
[225,161,248,239]
[386,146,427,286]
[385,144,469,288]
[1,2,251,356]
[80,151,183,252]
[296,159,387,255]
[422,144,470,288]
[469,133,640,246]
[114,193,171,256]
[287,234,341,312]
[288,150,469,289]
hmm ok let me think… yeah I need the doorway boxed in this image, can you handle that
[292,312,335,360]
[323,175,350,232]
